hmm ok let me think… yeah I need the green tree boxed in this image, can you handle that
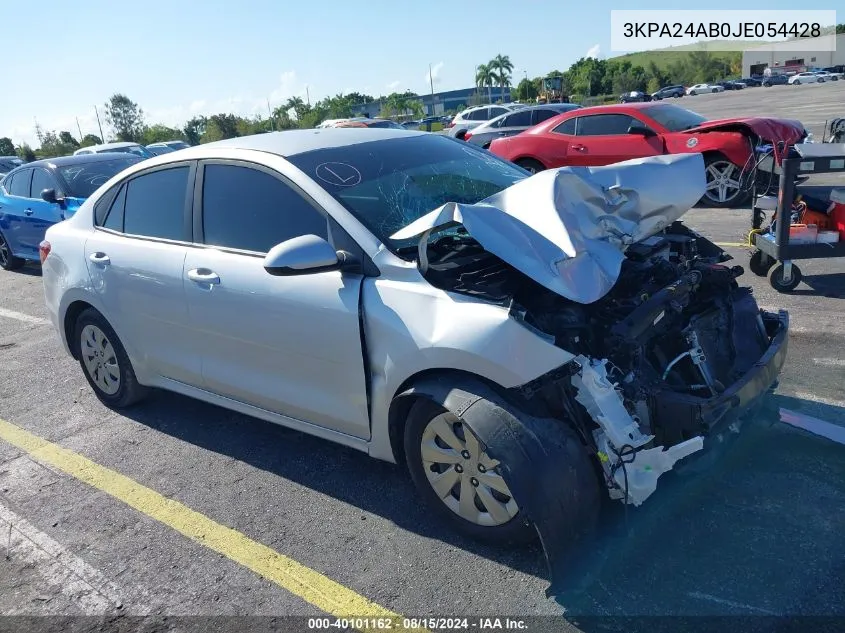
[183,117,207,146]
[104,93,144,142]
[0,137,15,155]
[837,24,845,34]
[475,63,495,103]
[80,134,102,147]
[490,54,514,102]
[285,96,309,120]
[141,124,186,145]
[17,143,36,162]
[201,114,240,143]
[59,131,80,148]
[512,77,538,101]
[271,106,296,130]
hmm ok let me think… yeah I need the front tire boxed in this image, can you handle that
[73,308,149,408]
[769,264,802,292]
[404,400,534,545]
[0,230,26,271]
[702,155,749,208]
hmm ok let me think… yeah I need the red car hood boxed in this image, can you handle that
[681,117,806,144]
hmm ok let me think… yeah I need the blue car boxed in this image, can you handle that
[0,153,141,270]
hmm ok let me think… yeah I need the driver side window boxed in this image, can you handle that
[200,163,329,254]
[575,114,638,136]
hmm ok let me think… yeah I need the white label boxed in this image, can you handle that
[799,161,815,171]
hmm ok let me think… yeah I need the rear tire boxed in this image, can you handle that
[0,230,26,271]
[769,264,802,293]
[749,250,775,277]
[73,308,150,409]
[515,158,545,174]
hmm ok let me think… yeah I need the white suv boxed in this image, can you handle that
[447,104,521,139]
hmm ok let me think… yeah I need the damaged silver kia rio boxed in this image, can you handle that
[42,129,788,569]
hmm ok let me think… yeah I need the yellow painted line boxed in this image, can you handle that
[714,242,749,248]
[0,417,426,633]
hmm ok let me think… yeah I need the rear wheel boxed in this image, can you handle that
[770,263,802,293]
[0,231,26,271]
[515,158,545,174]
[749,250,776,276]
[74,308,149,408]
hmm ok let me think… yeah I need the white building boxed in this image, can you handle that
[742,33,845,76]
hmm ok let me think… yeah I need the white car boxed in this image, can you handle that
[788,72,819,85]
[146,140,191,155]
[446,104,522,139]
[74,141,155,159]
[686,84,724,95]
[812,71,839,82]
[40,129,789,565]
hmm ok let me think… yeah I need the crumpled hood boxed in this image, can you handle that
[390,153,706,304]
[682,117,806,144]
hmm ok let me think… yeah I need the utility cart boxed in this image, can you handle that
[749,143,845,293]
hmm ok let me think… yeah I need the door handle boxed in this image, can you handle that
[571,144,586,151]
[24,208,34,216]
[187,268,220,284]
[88,252,110,265]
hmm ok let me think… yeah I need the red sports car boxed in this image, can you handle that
[488,102,806,208]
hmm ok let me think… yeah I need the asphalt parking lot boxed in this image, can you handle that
[1,84,844,633]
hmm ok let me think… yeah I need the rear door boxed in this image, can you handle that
[0,169,34,258]
[183,160,370,439]
[84,161,202,386]
[565,113,664,166]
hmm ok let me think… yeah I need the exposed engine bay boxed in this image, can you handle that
[419,221,787,506]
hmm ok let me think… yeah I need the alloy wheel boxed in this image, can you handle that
[704,160,743,205]
[420,413,519,527]
[80,324,121,395]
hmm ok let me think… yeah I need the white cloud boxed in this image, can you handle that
[386,80,401,91]
[585,44,602,59]
[425,62,444,87]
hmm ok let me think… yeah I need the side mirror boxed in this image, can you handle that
[263,234,349,276]
[627,124,656,137]
[41,188,63,204]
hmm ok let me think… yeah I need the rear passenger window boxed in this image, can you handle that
[200,164,328,253]
[122,167,189,241]
[552,118,577,135]
[103,184,127,231]
[533,109,559,124]
[8,170,31,197]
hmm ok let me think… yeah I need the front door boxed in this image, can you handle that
[565,113,664,166]
[183,160,370,439]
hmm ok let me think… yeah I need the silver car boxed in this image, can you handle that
[41,130,789,563]
[464,104,582,148]
[446,104,522,139]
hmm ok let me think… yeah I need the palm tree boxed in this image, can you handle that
[285,96,307,120]
[490,54,514,102]
[475,63,495,103]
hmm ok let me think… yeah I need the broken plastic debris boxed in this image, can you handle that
[779,408,845,446]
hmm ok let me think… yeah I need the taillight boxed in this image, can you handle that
[39,240,51,264]
[463,133,472,141]
[445,121,454,128]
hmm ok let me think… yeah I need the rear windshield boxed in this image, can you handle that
[643,104,708,131]
[286,134,528,252]
[57,157,142,198]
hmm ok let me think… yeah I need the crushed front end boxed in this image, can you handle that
[421,221,789,507]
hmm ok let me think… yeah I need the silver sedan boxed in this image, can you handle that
[464,104,582,149]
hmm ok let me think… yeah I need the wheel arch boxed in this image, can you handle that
[63,299,97,359]
[387,368,512,465]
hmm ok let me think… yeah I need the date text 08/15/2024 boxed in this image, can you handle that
[621,21,822,39]
[307,618,528,630]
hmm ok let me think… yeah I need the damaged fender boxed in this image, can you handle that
[395,372,601,594]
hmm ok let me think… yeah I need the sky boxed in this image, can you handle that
[1,0,839,147]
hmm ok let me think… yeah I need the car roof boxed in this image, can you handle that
[77,141,142,153]
[8,153,143,170]
[187,128,427,158]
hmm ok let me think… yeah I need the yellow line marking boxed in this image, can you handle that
[0,417,426,632]
[714,242,749,248]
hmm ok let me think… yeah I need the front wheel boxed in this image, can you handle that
[515,158,545,174]
[74,308,150,408]
[702,155,749,208]
[404,401,533,544]
[794,80,801,85]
